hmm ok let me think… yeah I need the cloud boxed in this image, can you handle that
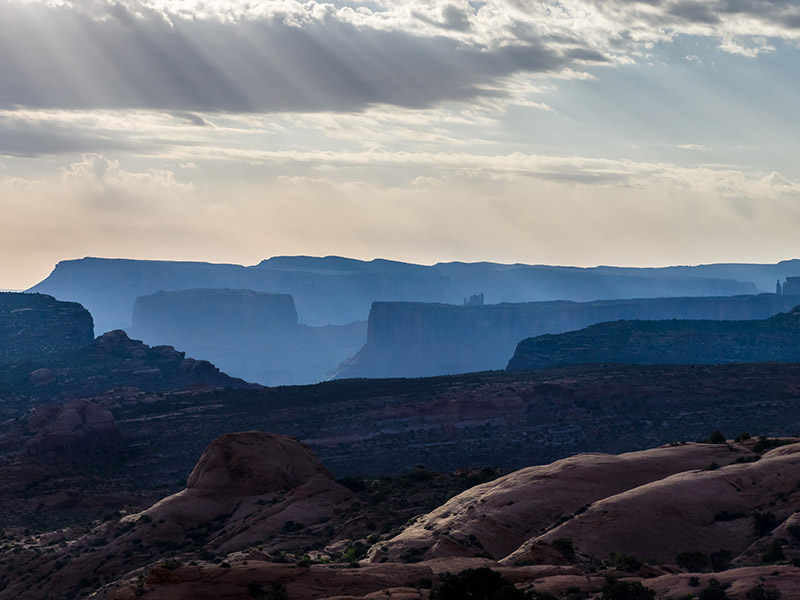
[2,0,798,117]
[3,152,800,289]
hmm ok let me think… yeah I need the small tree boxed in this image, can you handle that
[709,431,726,444]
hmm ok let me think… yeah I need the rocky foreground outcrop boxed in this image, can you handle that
[134,431,354,552]
[2,434,800,599]
[372,439,800,575]
[368,443,753,563]
[508,305,800,371]
[0,431,355,600]
[0,292,94,363]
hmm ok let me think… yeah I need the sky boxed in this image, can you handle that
[2,0,800,289]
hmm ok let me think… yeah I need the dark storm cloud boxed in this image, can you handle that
[0,2,590,115]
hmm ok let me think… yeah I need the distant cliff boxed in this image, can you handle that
[508,305,800,371]
[28,256,779,334]
[131,288,366,386]
[29,256,449,332]
[0,292,94,363]
[333,294,800,379]
[133,288,298,341]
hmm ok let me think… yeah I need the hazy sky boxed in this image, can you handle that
[2,0,800,289]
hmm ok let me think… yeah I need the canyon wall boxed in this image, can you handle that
[334,294,800,379]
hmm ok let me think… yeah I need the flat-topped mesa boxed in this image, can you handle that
[132,288,299,345]
[130,288,367,386]
[0,292,94,363]
[508,304,800,371]
[334,293,800,379]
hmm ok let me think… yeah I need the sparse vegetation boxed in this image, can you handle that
[430,567,524,600]
[601,576,655,600]
[552,537,575,559]
[676,550,708,572]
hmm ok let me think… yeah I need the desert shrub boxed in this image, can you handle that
[709,431,726,444]
[398,545,428,563]
[552,537,575,559]
[280,520,305,533]
[760,540,785,563]
[612,552,641,572]
[676,550,708,571]
[786,524,800,540]
[699,579,729,600]
[430,567,524,600]
[601,576,655,600]
[709,549,733,571]
[343,541,368,562]
[746,585,781,600]
[706,462,720,471]
[256,582,288,600]
[753,512,778,535]
[565,586,585,600]
[714,511,746,522]
[751,437,793,453]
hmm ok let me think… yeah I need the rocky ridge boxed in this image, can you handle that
[0,329,258,413]
[335,294,800,379]
[0,292,94,363]
[508,305,800,371]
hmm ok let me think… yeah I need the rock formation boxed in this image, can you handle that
[20,398,121,457]
[505,442,800,566]
[131,288,366,385]
[0,291,93,363]
[29,256,778,335]
[368,443,753,563]
[334,294,800,379]
[507,305,800,371]
[0,329,257,412]
[2,435,799,600]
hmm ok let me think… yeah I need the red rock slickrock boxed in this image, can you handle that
[370,442,752,563]
[186,431,332,496]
